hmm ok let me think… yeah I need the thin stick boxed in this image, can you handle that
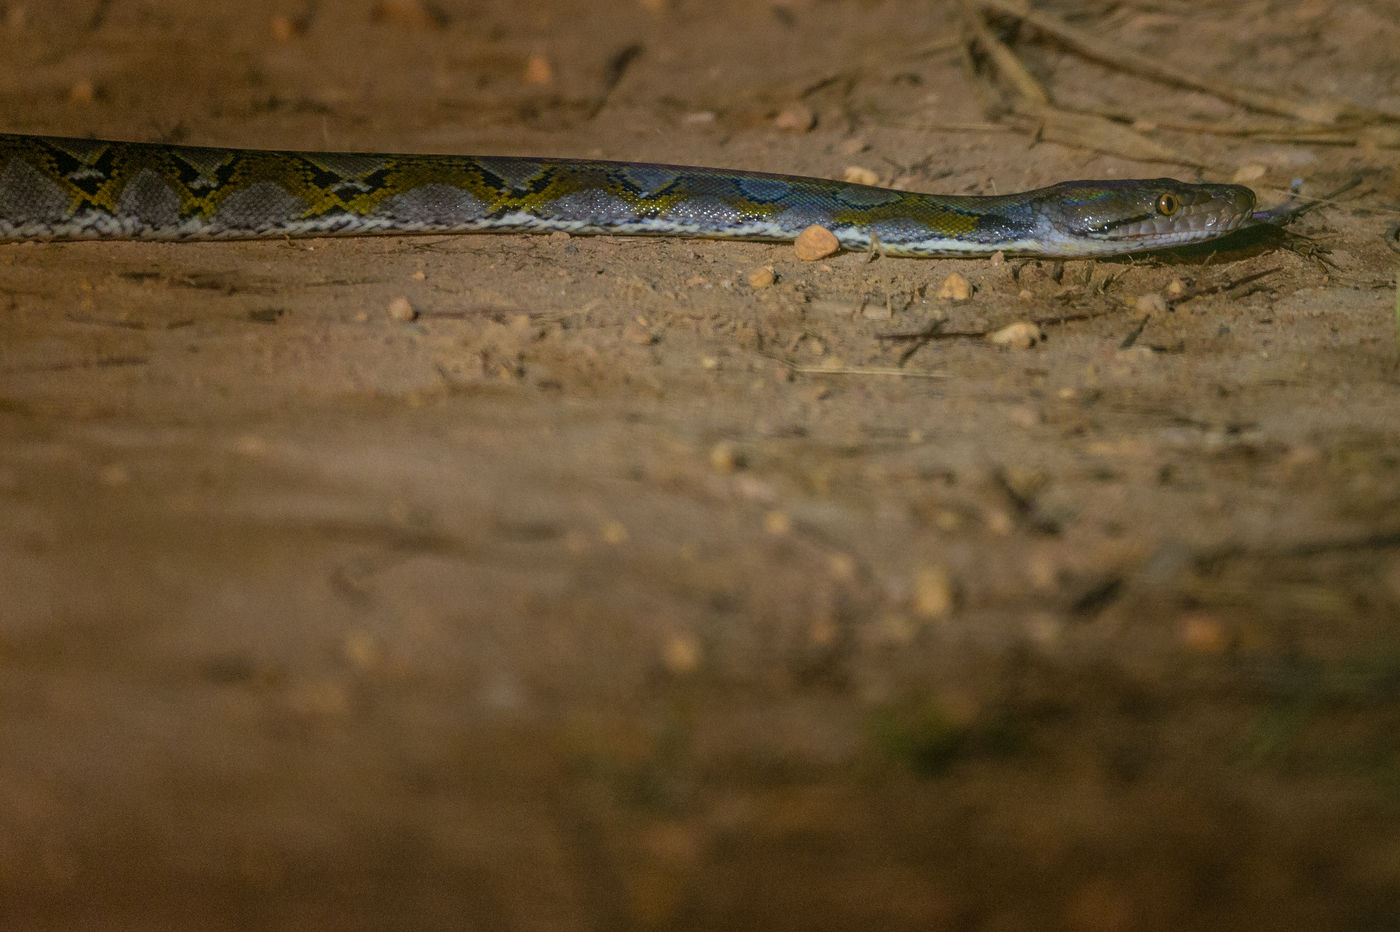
[975,0,1395,125]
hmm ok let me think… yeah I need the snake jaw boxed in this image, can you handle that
[1040,180,1257,256]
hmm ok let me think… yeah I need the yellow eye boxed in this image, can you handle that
[1156,193,1179,216]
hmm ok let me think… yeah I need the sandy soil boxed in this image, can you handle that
[3,0,1400,927]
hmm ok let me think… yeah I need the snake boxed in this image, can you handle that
[0,132,1260,257]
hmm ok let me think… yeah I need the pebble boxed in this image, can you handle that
[774,103,816,133]
[912,566,957,619]
[1166,278,1187,298]
[269,13,302,40]
[936,272,971,301]
[842,165,880,186]
[387,296,417,321]
[987,321,1043,348]
[708,440,745,472]
[662,633,701,674]
[99,463,130,487]
[1134,292,1168,314]
[794,225,840,260]
[1179,614,1227,653]
[601,520,629,545]
[763,510,792,535]
[1232,163,1267,184]
[522,52,553,85]
[623,320,657,345]
[746,265,776,288]
[827,552,857,581]
[341,631,383,670]
[68,80,97,104]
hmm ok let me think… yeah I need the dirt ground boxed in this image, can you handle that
[2,0,1400,927]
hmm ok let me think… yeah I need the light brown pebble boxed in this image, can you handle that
[842,165,879,186]
[269,13,302,40]
[662,633,701,674]
[747,265,776,288]
[763,510,792,535]
[522,52,553,85]
[235,435,267,456]
[827,552,857,581]
[1134,292,1168,314]
[936,272,971,301]
[68,80,97,104]
[1166,278,1187,298]
[99,463,130,487]
[341,631,383,670]
[387,296,417,321]
[774,103,816,133]
[622,320,657,345]
[989,250,1005,266]
[1114,345,1156,363]
[912,566,957,619]
[1179,614,1227,653]
[794,224,840,260]
[708,440,745,472]
[987,321,1044,348]
[601,520,629,545]
[809,615,839,647]
[1231,163,1267,184]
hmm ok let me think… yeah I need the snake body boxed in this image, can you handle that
[0,133,1257,257]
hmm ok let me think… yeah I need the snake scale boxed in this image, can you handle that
[0,132,1259,257]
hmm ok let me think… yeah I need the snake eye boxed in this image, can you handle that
[1156,193,1179,216]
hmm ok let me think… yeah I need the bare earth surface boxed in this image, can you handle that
[3,0,1400,928]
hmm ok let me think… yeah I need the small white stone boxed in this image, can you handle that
[387,296,417,321]
[936,273,971,301]
[842,165,880,186]
[987,321,1044,348]
[1135,292,1168,314]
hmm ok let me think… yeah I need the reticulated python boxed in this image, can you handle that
[0,133,1259,257]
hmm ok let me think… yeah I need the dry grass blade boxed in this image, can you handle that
[975,0,1393,125]
[960,0,1048,105]
[959,2,1194,165]
[1011,100,1195,165]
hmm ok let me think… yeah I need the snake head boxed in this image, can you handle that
[1039,179,1257,256]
